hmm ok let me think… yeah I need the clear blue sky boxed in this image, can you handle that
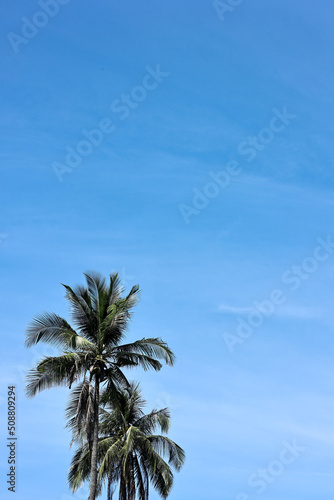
[1,1,334,499]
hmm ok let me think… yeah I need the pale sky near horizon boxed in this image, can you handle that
[1,1,334,499]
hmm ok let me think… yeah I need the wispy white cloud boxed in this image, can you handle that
[218,302,322,320]
[218,303,254,315]
[276,305,322,319]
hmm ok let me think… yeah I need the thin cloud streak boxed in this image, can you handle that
[218,302,322,319]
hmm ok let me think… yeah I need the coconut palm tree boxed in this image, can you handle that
[25,272,175,500]
[68,382,185,500]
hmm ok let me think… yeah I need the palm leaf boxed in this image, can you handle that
[25,352,87,397]
[25,312,93,350]
[113,338,175,367]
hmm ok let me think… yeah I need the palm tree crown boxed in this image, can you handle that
[68,382,185,500]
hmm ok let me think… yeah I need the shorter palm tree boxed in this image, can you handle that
[68,382,185,500]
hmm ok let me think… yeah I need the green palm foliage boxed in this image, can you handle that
[68,382,185,500]
[25,272,175,500]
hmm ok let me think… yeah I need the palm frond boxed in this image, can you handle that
[25,312,93,350]
[98,438,124,480]
[147,435,185,471]
[68,444,91,492]
[115,353,163,372]
[65,380,95,445]
[133,454,149,500]
[105,365,130,388]
[62,284,97,342]
[100,284,140,346]
[140,447,173,499]
[135,408,170,434]
[108,273,125,305]
[84,271,106,318]
[113,338,175,367]
[25,352,87,397]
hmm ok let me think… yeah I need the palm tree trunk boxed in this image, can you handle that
[89,374,100,500]
[107,476,112,500]
[120,471,127,500]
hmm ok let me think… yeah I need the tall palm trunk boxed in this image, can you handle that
[89,374,100,500]
[129,456,135,500]
[120,470,127,500]
[107,475,112,500]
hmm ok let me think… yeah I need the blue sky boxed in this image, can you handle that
[1,0,334,499]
